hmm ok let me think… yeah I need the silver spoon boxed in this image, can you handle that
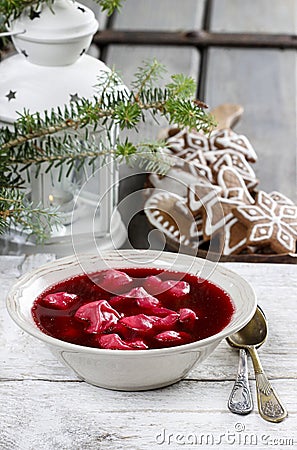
[226,306,287,423]
[227,348,253,415]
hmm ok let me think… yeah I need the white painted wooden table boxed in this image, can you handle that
[1,254,296,450]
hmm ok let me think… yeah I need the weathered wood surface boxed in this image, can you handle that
[208,1,297,201]
[211,0,297,33]
[205,47,297,202]
[1,254,297,449]
[113,0,206,31]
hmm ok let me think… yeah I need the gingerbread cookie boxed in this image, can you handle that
[202,195,249,240]
[187,180,222,217]
[221,217,248,256]
[269,191,295,206]
[187,181,236,240]
[210,151,258,191]
[144,190,204,249]
[217,166,255,204]
[187,168,254,241]
[209,128,258,162]
[166,128,209,154]
[167,155,212,185]
[233,191,297,254]
[182,152,214,183]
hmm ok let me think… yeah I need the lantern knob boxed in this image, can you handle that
[8,0,98,66]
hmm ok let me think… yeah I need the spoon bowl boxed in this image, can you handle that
[227,306,287,423]
[227,305,267,349]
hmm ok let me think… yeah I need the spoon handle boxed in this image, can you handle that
[248,346,287,423]
[228,349,253,415]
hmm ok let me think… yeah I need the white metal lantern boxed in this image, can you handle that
[0,0,127,256]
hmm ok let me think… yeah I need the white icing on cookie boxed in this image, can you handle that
[217,166,255,205]
[209,128,258,162]
[166,128,209,153]
[187,181,222,216]
[211,151,257,190]
[234,191,297,253]
[222,217,247,256]
[269,191,295,206]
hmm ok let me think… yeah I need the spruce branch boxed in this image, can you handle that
[0,188,59,241]
[131,58,167,93]
[1,68,214,154]
[0,61,215,240]
[99,0,123,16]
[6,134,171,179]
[0,0,53,24]
[166,74,196,99]
[116,139,171,175]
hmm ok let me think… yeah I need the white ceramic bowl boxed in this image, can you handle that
[6,250,257,391]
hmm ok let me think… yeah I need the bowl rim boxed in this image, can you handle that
[6,250,257,356]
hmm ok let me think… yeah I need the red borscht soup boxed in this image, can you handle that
[32,268,234,350]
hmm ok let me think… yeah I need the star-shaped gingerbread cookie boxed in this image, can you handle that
[233,191,297,254]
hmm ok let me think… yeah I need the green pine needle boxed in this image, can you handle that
[131,59,167,93]
[0,188,60,242]
[99,0,123,15]
[0,0,53,24]
[113,102,142,129]
[166,74,196,99]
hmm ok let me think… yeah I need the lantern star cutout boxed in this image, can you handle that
[29,8,41,20]
[234,191,297,254]
[21,49,28,58]
[70,93,80,102]
[6,90,17,101]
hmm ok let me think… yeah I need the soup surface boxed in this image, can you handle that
[32,268,234,350]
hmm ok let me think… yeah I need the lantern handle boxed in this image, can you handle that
[0,30,26,38]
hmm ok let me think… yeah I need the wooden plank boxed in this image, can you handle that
[205,48,297,202]
[1,256,297,448]
[211,0,297,33]
[94,30,297,49]
[0,379,296,450]
[113,0,206,31]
